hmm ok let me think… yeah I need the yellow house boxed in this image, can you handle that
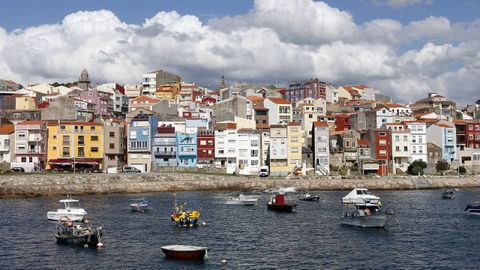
[287,122,302,175]
[47,121,104,172]
[155,84,180,101]
[15,95,36,110]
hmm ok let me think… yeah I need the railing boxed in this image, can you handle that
[178,150,196,155]
[154,151,176,157]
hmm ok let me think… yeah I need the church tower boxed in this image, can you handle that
[78,68,91,90]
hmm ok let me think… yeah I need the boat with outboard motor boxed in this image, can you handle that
[464,202,480,215]
[299,191,319,201]
[55,216,103,248]
[267,193,297,212]
[161,245,209,260]
[170,202,201,228]
[441,189,455,199]
[226,194,259,205]
[47,196,87,222]
[130,198,149,212]
[341,188,392,228]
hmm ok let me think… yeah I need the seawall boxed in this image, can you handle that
[1,173,480,199]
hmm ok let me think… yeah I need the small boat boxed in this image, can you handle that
[341,188,392,228]
[267,194,297,212]
[441,189,455,199]
[47,196,87,222]
[55,217,103,248]
[299,191,319,201]
[464,202,480,215]
[161,245,209,260]
[130,198,149,212]
[226,194,259,205]
[170,203,201,228]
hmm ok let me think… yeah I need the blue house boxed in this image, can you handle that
[176,132,197,167]
[427,121,457,163]
[127,114,158,172]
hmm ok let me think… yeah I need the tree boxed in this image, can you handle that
[436,161,450,172]
[408,160,427,175]
[458,166,467,175]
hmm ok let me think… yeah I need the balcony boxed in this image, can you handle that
[178,149,196,156]
[28,135,42,142]
[154,150,176,157]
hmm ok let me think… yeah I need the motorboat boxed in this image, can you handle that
[267,194,297,212]
[55,217,103,248]
[130,198,149,212]
[161,245,209,260]
[47,196,87,222]
[441,189,455,199]
[170,203,201,228]
[299,191,319,201]
[464,202,480,215]
[341,188,392,228]
[226,194,259,205]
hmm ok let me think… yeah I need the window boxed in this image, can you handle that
[251,140,259,146]
[21,157,27,162]
[404,146,408,152]
[418,136,423,143]
[60,125,66,131]
[78,136,85,145]
[53,146,57,150]
[53,135,57,139]
[91,126,96,130]
[395,146,400,151]
[129,131,136,139]
[109,143,115,149]
[251,160,258,165]
[395,136,400,142]
[142,130,149,136]
[379,140,386,146]
[62,135,70,145]
[412,146,417,154]
[291,137,298,142]
[291,147,299,153]
[469,125,474,131]
[18,133,26,138]
[379,150,387,156]
[200,140,207,145]
[379,132,386,137]
[291,127,298,132]
[78,147,85,157]
[403,136,408,142]
[109,132,115,138]
[62,147,70,157]
[412,136,417,143]
[251,150,259,157]
[91,147,99,153]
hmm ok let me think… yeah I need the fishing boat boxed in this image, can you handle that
[464,202,480,215]
[299,191,319,201]
[130,198,149,212]
[441,189,455,199]
[55,217,103,248]
[267,194,297,212]
[170,202,201,228]
[226,194,259,205]
[341,188,392,228]
[161,245,209,260]
[47,196,87,222]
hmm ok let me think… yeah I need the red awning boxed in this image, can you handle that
[48,159,100,165]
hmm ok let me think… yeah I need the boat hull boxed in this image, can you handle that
[55,231,102,248]
[47,211,86,222]
[300,196,319,201]
[267,203,297,212]
[161,245,209,260]
[341,214,391,228]
[130,204,148,212]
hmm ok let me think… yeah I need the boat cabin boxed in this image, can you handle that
[59,199,81,209]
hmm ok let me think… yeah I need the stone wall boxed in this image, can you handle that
[1,173,480,199]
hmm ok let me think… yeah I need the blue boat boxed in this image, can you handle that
[130,198,149,212]
[464,203,480,215]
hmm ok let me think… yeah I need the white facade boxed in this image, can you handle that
[0,134,12,163]
[264,98,292,125]
[406,122,428,163]
[358,87,378,101]
[325,85,339,104]
[214,128,237,174]
[236,131,260,175]
[313,123,330,175]
[142,73,157,95]
[386,124,411,173]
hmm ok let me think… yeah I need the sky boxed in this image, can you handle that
[0,0,479,104]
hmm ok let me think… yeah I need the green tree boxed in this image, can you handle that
[411,165,424,175]
[436,161,450,172]
[458,166,467,175]
[408,160,427,175]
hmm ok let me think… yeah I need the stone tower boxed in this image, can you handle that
[78,68,91,90]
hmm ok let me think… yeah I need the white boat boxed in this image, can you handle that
[226,194,259,205]
[47,197,87,222]
[342,188,381,206]
[341,188,392,228]
[130,198,149,212]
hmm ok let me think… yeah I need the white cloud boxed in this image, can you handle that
[371,0,434,9]
[0,0,478,104]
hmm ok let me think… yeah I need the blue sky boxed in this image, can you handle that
[0,0,478,31]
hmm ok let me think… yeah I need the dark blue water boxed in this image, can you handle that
[1,189,480,269]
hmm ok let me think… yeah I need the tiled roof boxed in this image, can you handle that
[48,121,102,126]
[256,124,270,129]
[435,123,453,128]
[313,121,329,127]
[267,97,290,105]
[17,120,46,125]
[288,121,301,126]
[246,96,265,102]
[0,124,14,134]
[131,95,160,103]
[357,139,369,146]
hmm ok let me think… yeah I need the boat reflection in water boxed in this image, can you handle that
[341,188,392,228]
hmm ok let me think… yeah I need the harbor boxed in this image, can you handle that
[1,189,480,269]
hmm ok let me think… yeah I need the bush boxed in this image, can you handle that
[436,160,450,172]
[411,165,424,176]
[458,166,467,175]
[408,160,427,175]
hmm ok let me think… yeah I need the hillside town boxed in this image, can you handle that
[1,69,480,176]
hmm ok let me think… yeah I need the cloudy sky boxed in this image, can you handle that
[0,0,479,104]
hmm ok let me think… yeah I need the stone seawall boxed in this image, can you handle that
[1,173,480,199]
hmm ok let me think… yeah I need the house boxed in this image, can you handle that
[127,114,158,172]
[411,92,457,118]
[214,122,237,174]
[405,121,428,163]
[427,122,457,162]
[285,79,326,104]
[365,128,391,175]
[264,98,292,125]
[287,122,302,174]
[197,129,215,167]
[11,120,47,172]
[152,125,177,168]
[102,119,126,173]
[41,96,95,121]
[47,121,104,172]
[257,125,270,167]
[366,107,393,129]
[312,121,330,175]
[269,125,289,176]
[215,95,254,122]
[0,120,14,164]
[237,129,260,175]
[79,89,112,116]
[142,70,181,96]
[384,123,411,173]
[129,96,160,113]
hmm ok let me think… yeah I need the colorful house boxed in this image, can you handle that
[152,125,177,168]
[127,114,158,172]
[47,121,104,172]
[269,124,289,176]
[176,132,197,167]
[287,122,302,174]
[427,122,457,162]
[197,129,215,167]
[11,120,47,172]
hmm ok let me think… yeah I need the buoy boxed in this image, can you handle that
[97,242,104,249]
[202,221,207,226]
[221,259,227,264]
[84,244,89,248]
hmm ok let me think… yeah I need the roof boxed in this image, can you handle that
[256,124,270,129]
[435,123,454,128]
[267,97,290,105]
[254,107,268,111]
[357,139,369,146]
[48,121,102,126]
[131,95,160,103]
[384,103,406,109]
[288,122,301,126]
[17,120,46,125]
[0,124,14,134]
[246,96,265,102]
[313,121,329,127]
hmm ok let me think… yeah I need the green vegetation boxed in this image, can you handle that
[458,166,467,175]
[408,160,427,175]
[436,161,450,172]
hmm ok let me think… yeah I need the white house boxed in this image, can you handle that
[214,122,238,174]
[406,121,428,163]
[237,129,260,175]
[312,121,330,175]
[384,123,411,173]
[264,97,292,125]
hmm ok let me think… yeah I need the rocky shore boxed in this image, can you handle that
[1,173,480,199]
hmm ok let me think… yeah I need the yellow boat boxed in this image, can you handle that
[170,203,201,227]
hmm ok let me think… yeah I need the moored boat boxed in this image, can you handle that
[267,194,297,212]
[170,203,201,228]
[464,202,480,215]
[47,196,87,222]
[341,188,392,228]
[55,217,103,248]
[161,245,209,260]
[441,189,455,199]
[130,198,149,212]
[299,191,319,201]
[226,194,258,205]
